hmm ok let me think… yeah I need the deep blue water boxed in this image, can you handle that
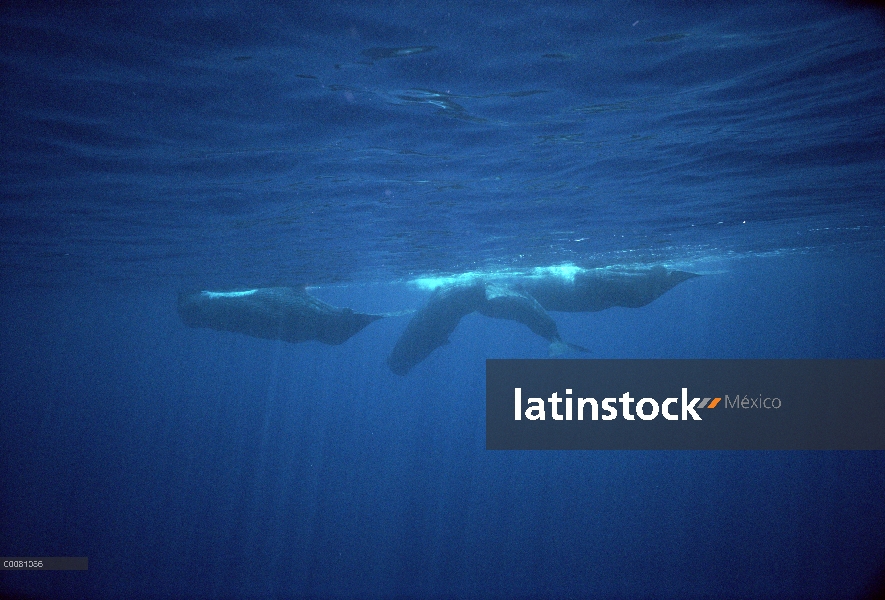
[1,1,884,599]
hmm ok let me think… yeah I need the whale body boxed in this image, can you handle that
[387,281,588,376]
[521,266,699,312]
[479,284,588,354]
[178,287,383,345]
[386,283,487,376]
[387,267,698,375]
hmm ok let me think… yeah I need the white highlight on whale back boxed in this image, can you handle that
[410,264,588,290]
[527,264,584,283]
[410,271,487,291]
[201,289,258,299]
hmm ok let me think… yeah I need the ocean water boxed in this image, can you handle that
[1,1,884,599]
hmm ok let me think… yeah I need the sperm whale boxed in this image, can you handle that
[178,287,384,346]
[386,267,698,375]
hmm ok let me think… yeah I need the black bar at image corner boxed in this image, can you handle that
[1,557,88,570]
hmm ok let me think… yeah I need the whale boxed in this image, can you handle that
[387,281,588,376]
[478,284,589,356]
[521,266,699,312]
[386,283,487,376]
[178,287,384,345]
[387,266,698,375]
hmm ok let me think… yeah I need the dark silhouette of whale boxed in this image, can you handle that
[386,283,487,376]
[387,281,589,376]
[479,284,589,356]
[178,287,383,345]
[387,267,698,375]
[521,265,699,312]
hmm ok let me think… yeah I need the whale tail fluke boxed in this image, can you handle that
[549,340,590,357]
